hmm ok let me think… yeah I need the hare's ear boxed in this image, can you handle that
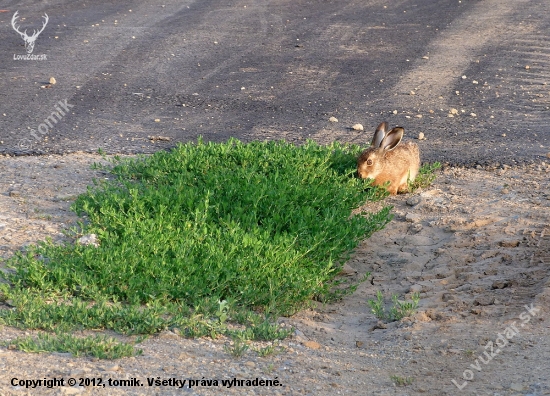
[371,122,388,148]
[381,127,404,151]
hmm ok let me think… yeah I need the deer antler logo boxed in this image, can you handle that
[11,11,49,54]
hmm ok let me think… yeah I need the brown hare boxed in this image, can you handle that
[357,122,420,195]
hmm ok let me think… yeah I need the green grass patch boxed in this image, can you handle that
[367,291,420,322]
[4,332,140,359]
[408,162,441,192]
[0,138,391,355]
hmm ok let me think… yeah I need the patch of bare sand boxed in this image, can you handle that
[0,153,549,395]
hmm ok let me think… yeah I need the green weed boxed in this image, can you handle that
[368,291,420,322]
[224,338,250,358]
[4,332,140,359]
[253,343,284,357]
[0,139,391,355]
[408,162,441,192]
[390,375,414,386]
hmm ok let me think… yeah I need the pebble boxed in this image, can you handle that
[409,285,422,293]
[339,263,358,276]
[410,223,423,233]
[510,383,524,391]
[49,77,57,85]
[418,132,425,140]
[303,341,321,350]
[103,365,121,372]
[492,280,509,289]
[328,116,338,123]
[498,240,520,247]
[405,213,421,223]
[372,321,387,330]
[441,293,453,302]
[473,296,495,306]
[59,387,83,395]
[76,234,99,247]
[9,190,21,197]
[351,123,364,131]
[406,196,421,206]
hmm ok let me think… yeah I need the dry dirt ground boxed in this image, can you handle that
[0,152,549,396]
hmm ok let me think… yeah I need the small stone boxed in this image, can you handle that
[510,383,524,391]
[406,196,421,206]
[409,91,416,95]
[410,223,423,233]
[303,341,321,350]
[372,321,387,330]
[472,80,478,84]
[502,133,506,137]
[392,110,398,115]
[499,240,520,248]
[328,116,338,122]
[49,77,57,85]
[355,341,364,348]
[415,114,422,118]
[403,332,412,340]
[409,284,422,293]
[77,234,99,247]
[461,75,467,79]
[351,123,364,131]
[8,190,20,197]
[501,188,509,194]
[449,108,459,115]
[470,113,477,117]
[158,330,179,339]
[104,365,120,372]
[441,293,453,302]
[546,152,550,159]
[473,296,495,306]
[339,263,358,277]
[422,56,429,59]
[59,387,84,395]
[525,65,530,70]
[418,132,425,140]
[245,361,255,368]
[405,213,421,223]
[154,118,161,122]
[491,279,509,289]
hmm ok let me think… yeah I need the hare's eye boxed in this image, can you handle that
[366,159,373,166]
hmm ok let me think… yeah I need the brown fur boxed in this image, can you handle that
[357,126,420,195]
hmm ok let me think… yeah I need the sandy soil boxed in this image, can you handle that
[0,152,549,395]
